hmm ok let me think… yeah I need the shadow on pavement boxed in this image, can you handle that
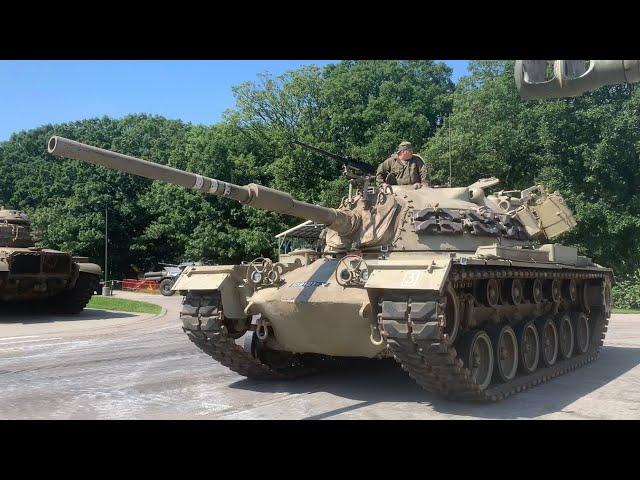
[0,308,137,324]
[228,346,640,419]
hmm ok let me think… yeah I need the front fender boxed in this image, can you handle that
[173,265,248,319]
[364,257,452,293]
[77,262,102,276]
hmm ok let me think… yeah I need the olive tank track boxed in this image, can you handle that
[379,265,612,401]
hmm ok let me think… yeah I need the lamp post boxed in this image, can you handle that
[102,202,112,296]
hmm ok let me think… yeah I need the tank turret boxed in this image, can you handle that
[0,207,34,248]
[48,137,577,255]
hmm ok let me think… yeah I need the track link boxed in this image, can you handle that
[380,267,611,401]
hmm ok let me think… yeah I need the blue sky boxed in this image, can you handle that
[0,60,469,142]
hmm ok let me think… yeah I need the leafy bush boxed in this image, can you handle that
[612,271,640,309]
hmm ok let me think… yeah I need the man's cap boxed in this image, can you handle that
[397,141,413,152]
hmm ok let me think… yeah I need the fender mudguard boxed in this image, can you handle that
[364,256,452,293]
[77,262,102,276]
[173,265,247,319]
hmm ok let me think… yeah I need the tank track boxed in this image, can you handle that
[47,272,100,314]
[181,292,320,380]
[379,266,611,401]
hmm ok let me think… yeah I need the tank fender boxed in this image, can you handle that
[77,262,102,276]
[364,257,452,293]
[173,265,246,319]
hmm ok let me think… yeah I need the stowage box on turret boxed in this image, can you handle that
[0,206,102,313]
[48,136,613,401]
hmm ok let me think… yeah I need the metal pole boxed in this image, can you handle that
[101,202,112,296]
[448,114,452,187]
[104,202,108,283]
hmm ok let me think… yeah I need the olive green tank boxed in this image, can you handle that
[48,136,613,401]
[515,60,640,99]
[0,206,102,313]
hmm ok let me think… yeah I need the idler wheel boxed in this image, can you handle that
[573,312,590,355]
[460,330,494,391]
[580,281,591,313]
[564,278,578,302]
[603,278,612,315]
[481,278,500,307]
[536,316,558,367]
[516,320,540,374]
[443,284,460,345]
[556,313,575,360]
[490,325,518,382]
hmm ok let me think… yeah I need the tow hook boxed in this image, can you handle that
[256,316,271,341]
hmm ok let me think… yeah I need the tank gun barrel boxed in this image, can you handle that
[516,60,640,100]
[47,136,358,236]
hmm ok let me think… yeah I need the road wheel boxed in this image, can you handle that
[573,312,590,355]
[557,313,575,360]
[536,316,558,367]
[47,272,99,314]
[516,320,540,374]
[491,325,518,383]
[159,278,175,296]
[460,330,494,391]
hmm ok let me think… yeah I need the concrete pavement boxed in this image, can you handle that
[0,291,638,419]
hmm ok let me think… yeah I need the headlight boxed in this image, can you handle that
[339,269,352,283]
[250,271,263,284]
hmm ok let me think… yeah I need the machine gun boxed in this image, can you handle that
[291,139,378,203]
[291,140,376,181]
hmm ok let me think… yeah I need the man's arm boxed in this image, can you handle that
[412,154,430,186]
[376,158,391,185]
[419,163,430,186]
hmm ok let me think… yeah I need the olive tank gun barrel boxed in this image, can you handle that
[515,60,640,100]
[47,136,358,236]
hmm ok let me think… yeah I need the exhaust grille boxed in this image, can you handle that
[42,253,72,274]
[8,253,41,274]
[8,252,72,275]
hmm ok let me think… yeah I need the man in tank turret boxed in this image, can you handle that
[376,141,430,189]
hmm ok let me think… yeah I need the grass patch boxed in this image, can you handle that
[87,296,162,314]
[612,308,640,314]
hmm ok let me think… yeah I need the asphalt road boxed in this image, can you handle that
[1,291,639,419]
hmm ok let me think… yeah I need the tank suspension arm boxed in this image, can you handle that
[47,136,358,236]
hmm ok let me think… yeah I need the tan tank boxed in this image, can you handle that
[0,206,102,313]
[48,136,613,401]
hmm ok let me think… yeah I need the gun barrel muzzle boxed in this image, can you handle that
[48,135,251,203]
